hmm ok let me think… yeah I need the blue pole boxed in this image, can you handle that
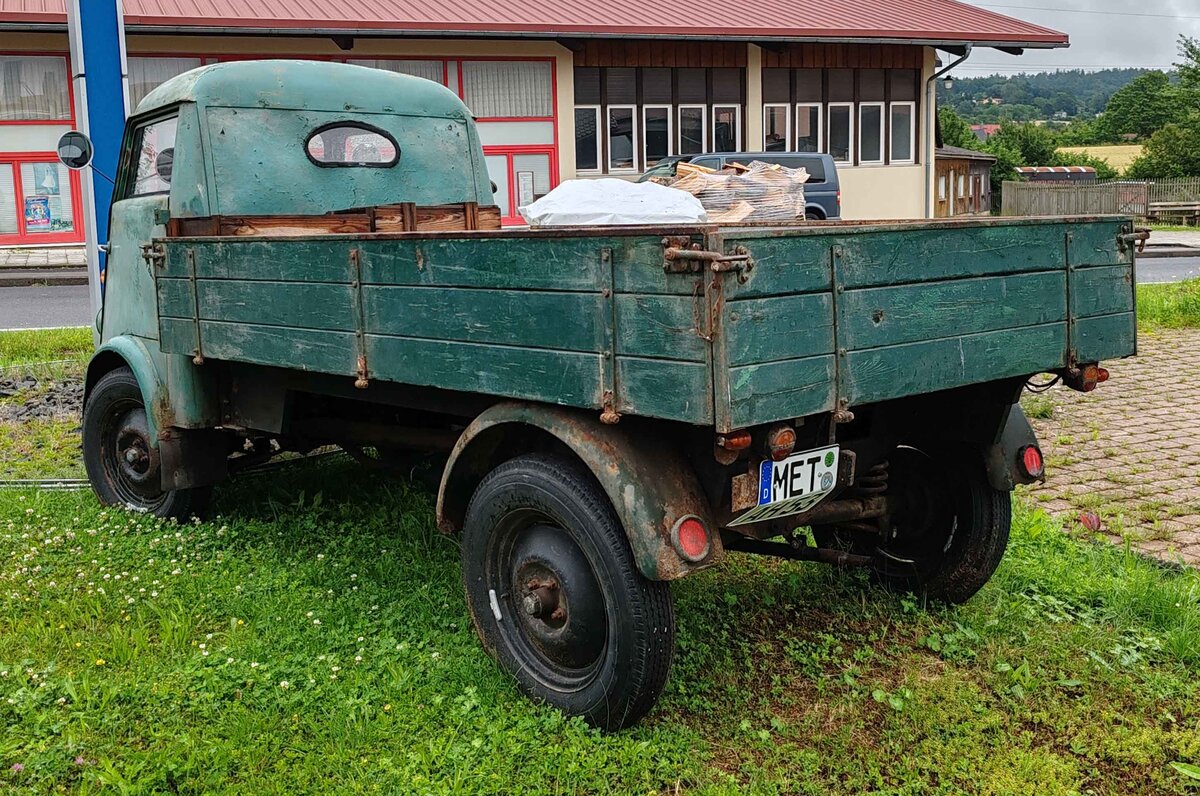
[66,0,128,342]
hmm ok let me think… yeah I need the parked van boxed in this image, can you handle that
[639,152,841,220]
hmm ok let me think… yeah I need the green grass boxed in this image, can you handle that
[0,327,91,368]
[1,460,1197,794]
[1138,279,1200,330]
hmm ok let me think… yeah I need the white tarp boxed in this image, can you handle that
[519,178,708,227]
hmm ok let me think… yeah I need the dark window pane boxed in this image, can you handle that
[860,68,885,102]
[574,67,600,104]
[795,68,822,102]
[829,105,851,162]
[860,104,883,163]
[608,106,636,170]
[644,106,670,166]
[713,106,739,151]
[679,106,705,154]
[890,103,914,162]
[763,68,790,103]
[764,105,789,151]
[828,68,854,101]
[712,68,743,103]
[797,104,820,153]
[642,67,672,103]
[575,107,599,171]
[889,68,918,101]
[606,67,636,104]
[678,68,706,103]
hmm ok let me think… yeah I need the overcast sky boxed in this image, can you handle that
[955,0,1200,75]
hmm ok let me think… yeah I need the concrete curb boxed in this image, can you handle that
[0,269,89,288]
[1138,247,1200,260]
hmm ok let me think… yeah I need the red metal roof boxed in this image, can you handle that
[0,0,1068,46]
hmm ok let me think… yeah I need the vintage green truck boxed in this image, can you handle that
[65,60,1137,730]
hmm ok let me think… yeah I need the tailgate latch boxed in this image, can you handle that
[1117,226,1150,255]
[662,238,754,280]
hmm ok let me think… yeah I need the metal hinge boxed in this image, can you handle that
[1117,226,1150,255]
[140,242,166,269]
[662,237,754,280]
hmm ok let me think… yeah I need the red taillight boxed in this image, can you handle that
[766,425,797,461]
[672,516,711,562]
[1065,364,1110,393]
[1019,445,1044,479]
[718,430,752,451]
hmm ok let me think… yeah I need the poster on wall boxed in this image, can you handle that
[24,196,51,230]
[517,171,535,208]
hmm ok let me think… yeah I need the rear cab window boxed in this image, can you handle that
[305,123,399,167]
[128,116,178,198]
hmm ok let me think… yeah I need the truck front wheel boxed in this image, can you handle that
[874,445,1011,603]
[82,367,210,520]
[461,453,675,731]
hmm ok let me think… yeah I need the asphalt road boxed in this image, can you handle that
[2,259,1199,332]
[0,283,93,331]
[1137,256,1200,285]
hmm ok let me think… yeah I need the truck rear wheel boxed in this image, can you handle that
[461,453,675,731]
[82,367,210,520]
[873,445,1011,603]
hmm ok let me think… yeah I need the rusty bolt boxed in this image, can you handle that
[550,607,566,622]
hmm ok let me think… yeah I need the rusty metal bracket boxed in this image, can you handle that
[1117,226,1150,255]
[599,246,620,425]
[349,247,369,389]
[662,238,754,279]
[185,248,204,366]
[140,241,165,270]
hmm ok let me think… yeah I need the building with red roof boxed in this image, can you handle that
[0,0,1065,240]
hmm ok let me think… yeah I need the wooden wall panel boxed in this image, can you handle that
[574,40,747,67]
[760,44,923,70]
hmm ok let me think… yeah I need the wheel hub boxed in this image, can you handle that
[111,408,160,498]
[506,524,606,672]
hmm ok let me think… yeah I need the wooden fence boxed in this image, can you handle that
[1002,177,1200,219]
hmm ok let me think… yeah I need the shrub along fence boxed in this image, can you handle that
[1001,177,1200,221]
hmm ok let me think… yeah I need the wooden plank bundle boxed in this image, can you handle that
[667,161,810,224]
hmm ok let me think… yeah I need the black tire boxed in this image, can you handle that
[461,453,675,731]
[872,446,1011,604]
[82,367,210,520]
[805,210,823,221]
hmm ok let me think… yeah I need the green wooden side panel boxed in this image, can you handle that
[728,355,836,429]
[839,271,1067,351]
[358,238,607,291]
[159,316,198,358]
[720,234,832,299]
[614,294,708,362]
[367,335,602,408]
[205,281,355,330]
[157,277,193,319]
[364,286,605,352]
[200,321,358,375]
[835,223,1068,289]
[844,323,1068,405]
[724,293,834,367]
[612,234,709,295]
[1068,222,1128,267]
[615,357,713,424]
[1071,265,1134,318]
[160,240,354,283]
[1074,312,1137,363]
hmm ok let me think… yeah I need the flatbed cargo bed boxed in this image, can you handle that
[152,215,1138,432]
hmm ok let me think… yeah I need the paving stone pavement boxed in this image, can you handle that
[1025,328,1200,567]
[0,246,86,268]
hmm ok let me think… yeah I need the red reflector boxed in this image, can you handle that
[767,425,797,461]
[1097,367,1110,383]
[672,516,710,562]
[718,430,752,451]
[1019,445,1044,479]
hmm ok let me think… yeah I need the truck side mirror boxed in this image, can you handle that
[57,131,94,170]
[155,148,175,183]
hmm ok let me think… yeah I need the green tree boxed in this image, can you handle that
[938,106,977,148]
[985,123,1058,165]
[1126,35,1200,177]
[1095,71,1184,140]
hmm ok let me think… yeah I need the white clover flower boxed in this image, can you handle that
[279,680,290,689]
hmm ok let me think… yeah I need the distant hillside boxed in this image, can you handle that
[938,68,1158,123]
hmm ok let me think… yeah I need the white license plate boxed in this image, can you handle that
[728,445,840,527]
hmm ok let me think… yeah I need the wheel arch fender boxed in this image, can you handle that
[84,336,169,444]
[985,403,1042,491]
[437,401,723,581]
